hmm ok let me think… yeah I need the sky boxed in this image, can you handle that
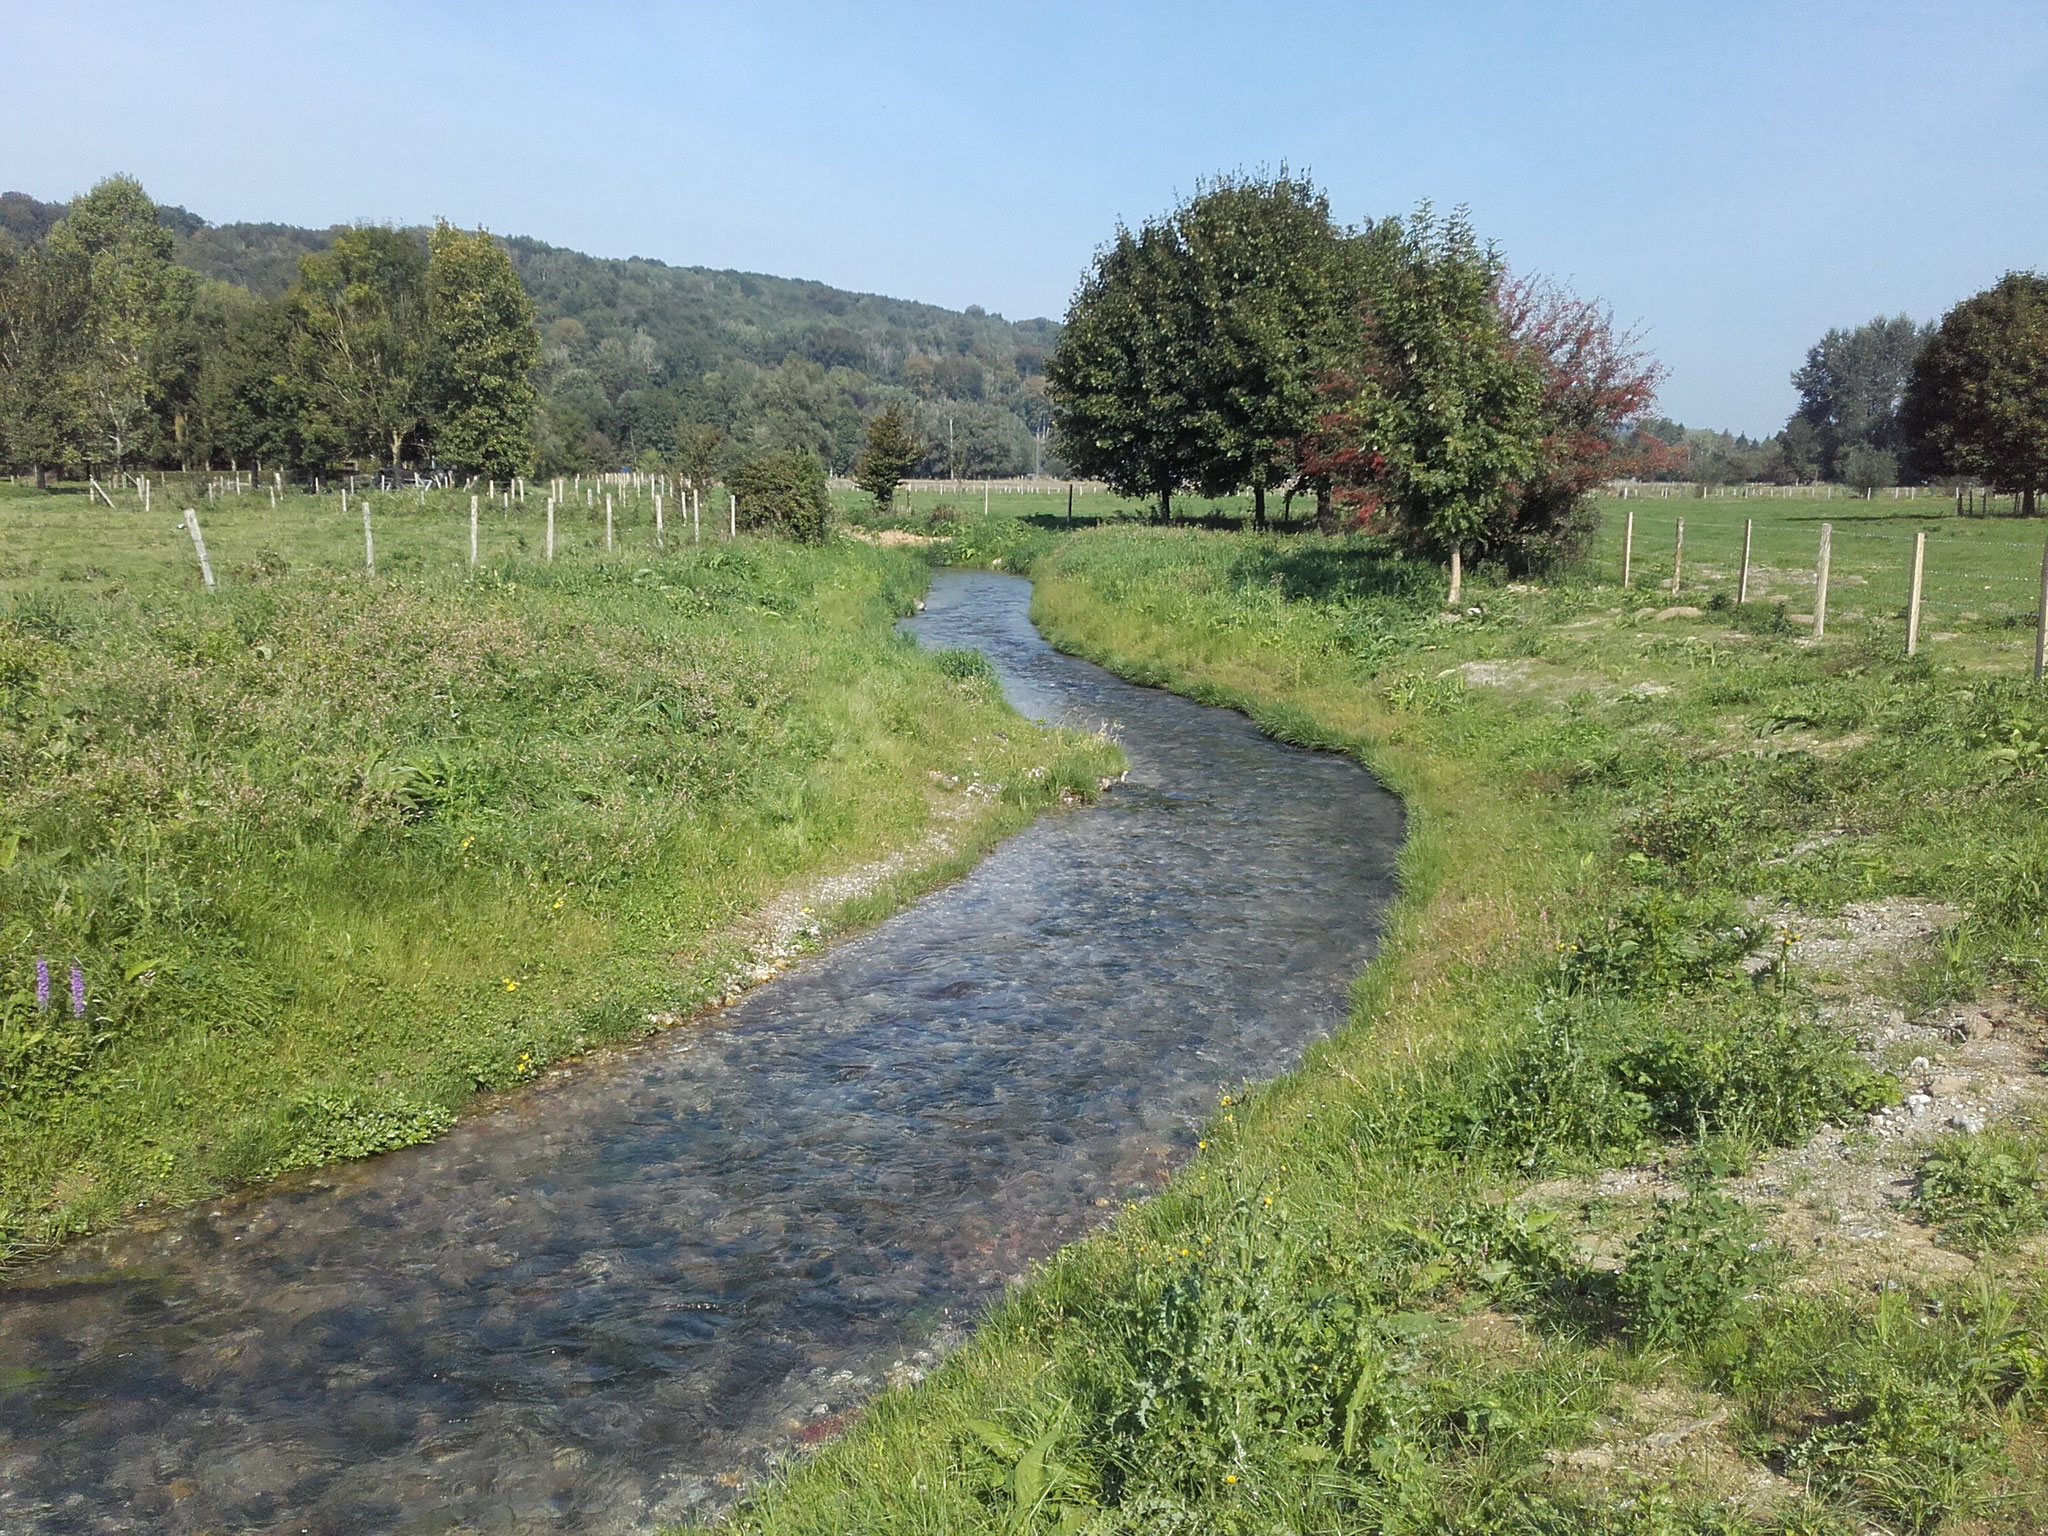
[5,0,2045,436]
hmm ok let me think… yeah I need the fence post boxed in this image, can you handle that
[2035,528,2048,682]
[546,497,556,562]
[605,493,614,551]
[693,489,701,544]
[362,496,375,576]
[1448,545,1463,606]
[729,493,736,539]
[1738,518,1753,604]
[655,493,665,549]
[1622,509,1634,588]
[1813,523,1832,639]
[469,494,479,567]
[1673,517,1685,594]
[183,509,216,590]
[1907,530,1926,656]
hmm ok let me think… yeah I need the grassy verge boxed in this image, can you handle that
[700,517,2048,1535]
[0,493,1121,1262]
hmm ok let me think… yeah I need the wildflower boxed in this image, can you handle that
[1224,1474,1238,1484]
[69,963,85,1019]
[552,897,564,910]
[1197,1139,1207,1150]
[503,977,520,992]
[461,836,474,850]
[35,957,50,1013]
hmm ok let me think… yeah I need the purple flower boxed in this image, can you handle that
[70,963,86,1019]
[35,957,50,1013]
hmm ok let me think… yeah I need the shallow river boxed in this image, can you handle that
[0,570,1402,1534]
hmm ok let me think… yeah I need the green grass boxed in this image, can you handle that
[699,507,2048,1535]
[0,478,1122,1261]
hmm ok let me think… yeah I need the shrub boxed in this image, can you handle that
[1556,890,1760,998]
[1617,1191,1766,1346]
[728,446,832,543]
[1912,1128,2048,1252]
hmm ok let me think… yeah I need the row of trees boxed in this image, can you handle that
[0,178,541,481]
[1643,279,2048,506]
[1043,176,1659,569]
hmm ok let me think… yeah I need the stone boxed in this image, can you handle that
[1906,1093,1933,1116]
[1951,1113,1987,1134]
[1654,605,1705,620]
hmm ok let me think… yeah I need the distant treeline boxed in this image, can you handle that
[0,183,1059,482]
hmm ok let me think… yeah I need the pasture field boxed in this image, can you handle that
[706,513,2048,1535]
[0,479,1121,1261]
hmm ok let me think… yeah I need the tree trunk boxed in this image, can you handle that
[2027,485,2039,517]
[34,463,47,489]
[1158,485,1172,523]
[1314,481,1332,534]
[1252,483,1267,532]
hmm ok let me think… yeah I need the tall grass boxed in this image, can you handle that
[0,529,1120,1259]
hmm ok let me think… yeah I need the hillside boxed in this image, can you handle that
[0,191,1058,476]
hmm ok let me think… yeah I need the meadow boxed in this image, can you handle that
[0,477,1122,1261]
[703,499,2048,1535]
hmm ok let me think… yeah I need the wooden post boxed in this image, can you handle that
[1813,522,1832,639]
[655,492,664,549]
[729,493,736,539]
[183,509,216,590]
[1447,545,1463,606]
[693,488,701,544]
[1067,482,1074,527]
[605,493,614,550]
[1673,517,1685,594]
[546,497,556,561]
[1906,530,1927,656]
[362,496,375,576]
[2035,528,2048,682]
[469,494,479,566]
[983,480,989,518]
[1622,509,1634,588]
[1738,518,1753,603]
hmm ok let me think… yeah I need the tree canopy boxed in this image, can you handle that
[1902,272,2048,512]
[853,402,921,511]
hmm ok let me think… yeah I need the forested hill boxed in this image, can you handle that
[0,191,1058,477]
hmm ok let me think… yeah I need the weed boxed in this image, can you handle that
[1912,1129,2048,1253]
[1617,1191,1768,1346]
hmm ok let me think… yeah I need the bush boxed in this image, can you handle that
[1912,1128,2048,1252]
[728,446,832,543]
[1617,1191,1766,1345]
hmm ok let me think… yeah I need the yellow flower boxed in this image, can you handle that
[552,897,564,910]
[1197,1139,1208,1150]
[1224,1473,1238,1484]
[503,978,519,992]
[461,836,474,850]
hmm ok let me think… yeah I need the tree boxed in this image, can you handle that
[45,176,196,468]
[1789,315,1928,480]
[0,232,88,484]
[728,445,831,542]
[424,223,540,477]
[1496,275,1663,567]
[1301,208,1542,567]
[289,225,429,470]
[192,288,311,470]
[853,402,920,511]
[1045,218,1206,519]
[1902,273,2048,513]
[670,421,725,490]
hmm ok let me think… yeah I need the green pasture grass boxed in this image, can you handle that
[0,494,1122,1261]
[702,522,2048,1534]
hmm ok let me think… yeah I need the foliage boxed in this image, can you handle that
[1902,271,2048,508]
[854,401,921,511]
[1617,1190,1767,1345]
[1912,1129,2048,1252]
[1302,207,1544,564]
[287,223,430,469]
[424,222,540,476]
[1788,314,1929,481]
[728,444,832,542]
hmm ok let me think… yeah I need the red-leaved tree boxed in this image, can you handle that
[1494,274,1665,568]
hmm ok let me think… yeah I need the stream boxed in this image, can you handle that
[0,570,1403,1534]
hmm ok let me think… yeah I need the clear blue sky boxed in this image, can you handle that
[5,1,2043,434]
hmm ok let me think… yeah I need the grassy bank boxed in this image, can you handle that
[0,490,1121,1261]
[702,513,2047,1535]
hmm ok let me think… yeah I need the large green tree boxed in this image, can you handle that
[425,223,540,476]
[1173,174,1366,528]
[729,445,832,543]
[1788,314,1928,482]
[1045,218,1206,518]
[0,232,88,483]
[1302,208,1542,564]
[289,225,429,470]
[853,402,920,511]
[44,176,196,469]
[1902,272,2048,513]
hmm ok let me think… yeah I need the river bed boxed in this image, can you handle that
[0,570,1402,1534]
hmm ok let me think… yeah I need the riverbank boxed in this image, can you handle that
[0,531,1121,1264]
[703,522,2047,1534]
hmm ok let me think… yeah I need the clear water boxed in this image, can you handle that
[0,571,1402,1533]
